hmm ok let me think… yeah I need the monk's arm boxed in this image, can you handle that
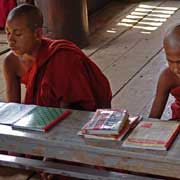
[2,53,21,102]
[149,69,171,119]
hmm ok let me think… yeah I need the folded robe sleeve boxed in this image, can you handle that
[46,50,96,110]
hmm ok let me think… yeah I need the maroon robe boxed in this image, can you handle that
[0,0,16,28]
[21,38,112,111]
[171,86,180,119]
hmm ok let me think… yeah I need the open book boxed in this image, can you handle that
[0,102,36,125]
[12,106,72,132]
[0,102,71,132]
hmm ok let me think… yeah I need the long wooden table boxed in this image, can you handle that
[0,109,179,179]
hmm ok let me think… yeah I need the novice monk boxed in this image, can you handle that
[3,4,112,111]
[149,24,180,120]
[3,4,112,180]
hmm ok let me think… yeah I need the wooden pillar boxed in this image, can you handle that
[35,0,89,48]
[16,0,34,4]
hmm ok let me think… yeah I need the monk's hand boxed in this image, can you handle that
[40,172,54,180]
[40,157,54,180]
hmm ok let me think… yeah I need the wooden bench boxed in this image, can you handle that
[0,108,178,179]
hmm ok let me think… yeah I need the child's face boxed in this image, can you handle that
[165,46,180,78]
[5,16,40,57]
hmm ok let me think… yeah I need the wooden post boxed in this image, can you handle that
[16,0,34,4]
[35,0,89,48]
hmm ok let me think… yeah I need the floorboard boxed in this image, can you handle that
[0,166,33,180]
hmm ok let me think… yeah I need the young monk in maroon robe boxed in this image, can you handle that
[0,0,16,29]
[3,4,112,111]
[3,4,112,180]
[149,24,180,120]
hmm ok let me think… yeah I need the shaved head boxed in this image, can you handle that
[7,3,43,31]
[164,24,180,51]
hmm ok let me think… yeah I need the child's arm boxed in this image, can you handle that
[3,53,21,103]
[149,68,172,119]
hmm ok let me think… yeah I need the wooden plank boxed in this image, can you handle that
[0,31,9,55]
[87,0,111,15]
[142,94,174,119]
[83,1,139,56]
[0,112,179,178]
[0,166,32,180]
[100,0,178,91]
[111,0,180,117]
[84,1,163,56]
[88,0,167,89]
[89,1,136,34]
[0,31,7,43]
[97,0,177,93]
[0,44,9,55]
[0,154,162,180]
[111,50,169,117]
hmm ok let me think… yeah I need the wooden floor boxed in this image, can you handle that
[85,0,179,120]
[0,0,180,179]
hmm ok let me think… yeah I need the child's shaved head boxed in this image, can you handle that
[7,3,43,31]
[164,24,180,51]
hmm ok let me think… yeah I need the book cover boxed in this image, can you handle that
[12,106,71,132]
[122,120,180,150]
[0,102,36,125]
[80,109,129,135]
[78,116,141,141]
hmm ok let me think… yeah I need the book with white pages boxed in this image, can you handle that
[0,102,36,125]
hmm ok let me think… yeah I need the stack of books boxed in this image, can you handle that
[78,109,141,140]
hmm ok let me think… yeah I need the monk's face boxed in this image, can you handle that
[164,42,180,78]
[5,15,41,57]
